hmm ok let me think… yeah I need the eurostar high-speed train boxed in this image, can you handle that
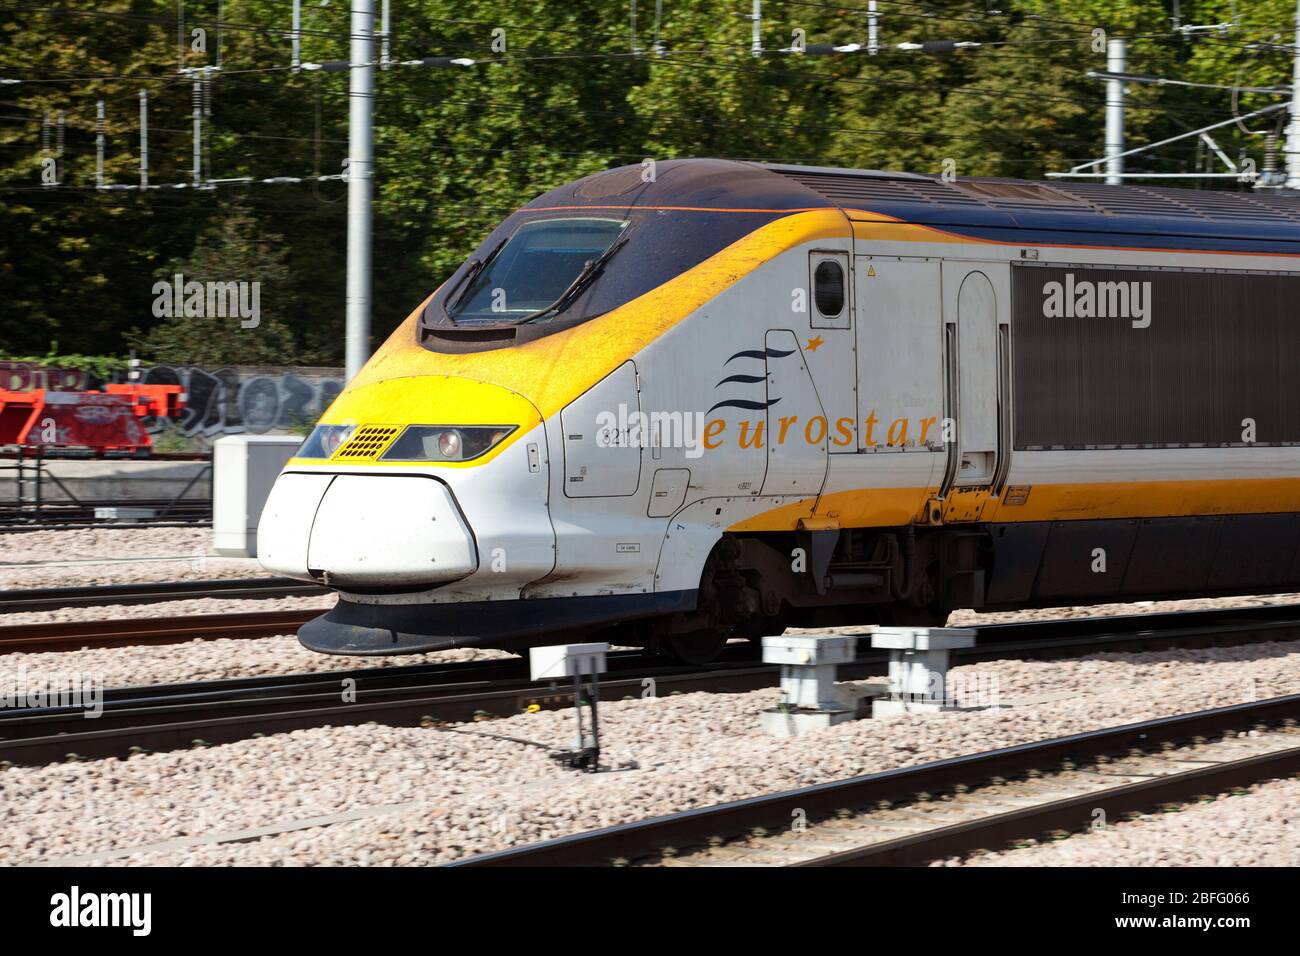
[258,159,1300,663]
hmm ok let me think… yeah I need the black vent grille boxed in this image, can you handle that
[1049,181,1206,219]
[952,180,1089,213]
[778,170,985,207]
[771,165,1300,225]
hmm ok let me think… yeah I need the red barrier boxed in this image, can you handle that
[0,384,185,454]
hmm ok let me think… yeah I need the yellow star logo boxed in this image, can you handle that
[806,336,825,352]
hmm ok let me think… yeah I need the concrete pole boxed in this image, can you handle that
[139,90,148,189]
[95,100,104,190]
[1105,37,1126,185]
[191,74,202,186]
[345,0,375,381]
[1287,0,1300,189]
[291,0,301,71]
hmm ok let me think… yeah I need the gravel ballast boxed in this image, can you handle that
[0,526,270,589]
[4,527,1300,867]
[1,639,1298,866]
[0,630,516,687]
[0,526,214,565]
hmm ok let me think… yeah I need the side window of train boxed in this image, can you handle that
[809,252,850,330]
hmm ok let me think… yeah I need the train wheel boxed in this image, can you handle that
[664,630,728,666]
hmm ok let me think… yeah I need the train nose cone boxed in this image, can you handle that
[258,472,477,588]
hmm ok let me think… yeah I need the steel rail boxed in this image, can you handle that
[0,577,325,614]
[0,608,319,652]
[452,693,1300,867]
[0,604,1298,766]
[2,595,1297,658]
[797,743,1300,866]
[0,648,770,766]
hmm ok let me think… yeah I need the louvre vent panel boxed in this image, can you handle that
[1050,183,1206,218]
[771,165,1300,225]
[778,172,984,206]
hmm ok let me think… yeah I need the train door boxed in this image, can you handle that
[760,328,828,497]
[853,257,946,517]
[939,262,1012,521]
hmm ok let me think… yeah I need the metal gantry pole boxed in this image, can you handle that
[139,90,148,189]
[191,73,202,186]
[1105,37,1127,185]
[95,100,104,190]
[291,0,301,71]
[345,0,375,381]
[1287,0,1300,189]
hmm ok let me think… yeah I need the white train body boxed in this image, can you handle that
[258,160,1300,659]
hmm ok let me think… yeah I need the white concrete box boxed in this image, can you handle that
[529,643,610,681]
[213,435,301,557]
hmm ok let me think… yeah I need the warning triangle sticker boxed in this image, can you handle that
[867,265,876,277]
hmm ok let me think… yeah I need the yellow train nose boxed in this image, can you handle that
[291,375,543,468]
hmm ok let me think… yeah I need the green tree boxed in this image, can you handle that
[2,1,1297,366]
[133,204,298,365]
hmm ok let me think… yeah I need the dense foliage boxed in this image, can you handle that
[1,1,1294,365]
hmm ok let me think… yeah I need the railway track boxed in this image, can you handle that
[454,694,1300,867]
[0,646,769,766]
[0,608,320,653]
[0,496,212,531]
[0,577,325,614]
[1,595,1297,658]
[2,603,1300,768]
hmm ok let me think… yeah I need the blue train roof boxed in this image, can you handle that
[759,161,1300,254]
[538,159,1300,255]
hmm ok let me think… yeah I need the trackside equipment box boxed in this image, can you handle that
[213,435,300,557]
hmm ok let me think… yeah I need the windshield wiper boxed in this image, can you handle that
[443,237,508,322]
[518,234,630,325]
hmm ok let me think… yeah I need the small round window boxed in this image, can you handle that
[814,260,845,317]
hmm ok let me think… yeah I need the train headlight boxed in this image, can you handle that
[437,429,462,459]
[296,423,358,459]
[380,425,516,462]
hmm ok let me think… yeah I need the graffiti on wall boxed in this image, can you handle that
[0,362,92,392]
[139,366,343,437]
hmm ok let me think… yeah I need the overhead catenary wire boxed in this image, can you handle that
[7,12,1164,197]
[6,0,1296,372]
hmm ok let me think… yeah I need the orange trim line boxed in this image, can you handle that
[850,211,1300,259]
[522,204,836,214]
